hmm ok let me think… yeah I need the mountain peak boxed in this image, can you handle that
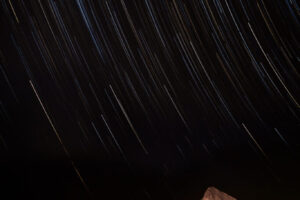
[202,187,236,200]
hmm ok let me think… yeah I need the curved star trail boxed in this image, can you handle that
[0,0,299,199]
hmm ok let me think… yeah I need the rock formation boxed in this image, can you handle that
[202,187,236,200]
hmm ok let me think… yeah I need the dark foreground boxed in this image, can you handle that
[2,146,299,200]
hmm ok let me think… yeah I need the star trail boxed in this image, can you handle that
[0,0,299,199]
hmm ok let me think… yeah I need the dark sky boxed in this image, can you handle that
[0,0,299,199]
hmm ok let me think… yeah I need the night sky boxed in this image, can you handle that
[0,0,299,199]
